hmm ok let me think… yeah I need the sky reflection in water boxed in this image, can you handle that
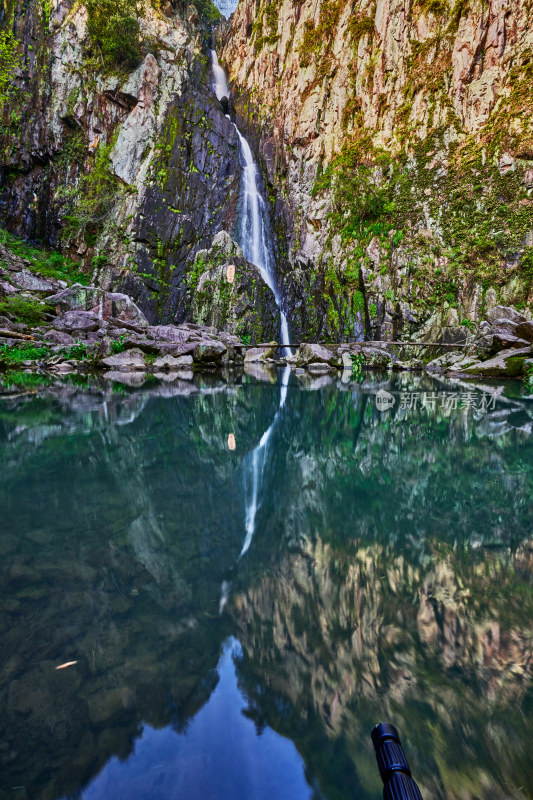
[80,639,313,800]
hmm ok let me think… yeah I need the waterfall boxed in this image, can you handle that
[210,52,291,570]
[210,50,291,352]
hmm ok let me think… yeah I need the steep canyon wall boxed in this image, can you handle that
[0,0,245,325]
[221,0,533,341]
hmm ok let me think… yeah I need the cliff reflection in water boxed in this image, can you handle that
[0,372,532,800]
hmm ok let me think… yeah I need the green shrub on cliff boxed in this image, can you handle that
[0,31,23,110]
[85,0,143,69]
[0,297,47,325]
[193,0,221,25]
[63,141,118,241]
[0,227,88,285]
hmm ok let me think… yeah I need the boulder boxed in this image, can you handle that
[45,286,148,328]
[491,332,531,353]
[0,279,17,294]
[193,341,227,363]
[190,234,278,342]
[153,354,193,370]
[444,355,482,372]
[148,325,191,343]
[203,230,243,260]
[491,319,519,335]
[106,316,148,334]
[0,316,24,331]
[0,242,28,272]
[296,343,337,366]
[392,358,424,371]
[425,351,466,374]
[53,311,100,332]
[45,330,75,345]
[100,348,146,371]
[244,345,277,363]
[363,348,392,369]
[118,336,197,358]
[485,306,527,325]
[516,321,533,343]
[341,346,391,370]
[307,362,334,374]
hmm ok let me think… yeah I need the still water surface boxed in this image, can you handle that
[0,371,532,800]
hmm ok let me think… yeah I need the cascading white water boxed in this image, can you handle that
[211,50,229,104]
[210,52,291,570]
[210,51,291,353]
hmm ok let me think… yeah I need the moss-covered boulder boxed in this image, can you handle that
[189,232,279,343]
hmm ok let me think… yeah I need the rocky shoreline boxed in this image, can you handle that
[1,238,532,384]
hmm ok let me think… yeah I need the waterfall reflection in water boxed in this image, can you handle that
[241,366,290,558]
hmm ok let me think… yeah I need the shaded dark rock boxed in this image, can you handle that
[516,321,533,343]
[491,332,531,353]
[117,68,241,325]
[45,330,75,345]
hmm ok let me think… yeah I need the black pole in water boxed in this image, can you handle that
[371,723,424,800]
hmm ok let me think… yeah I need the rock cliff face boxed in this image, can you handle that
[2,0,533,342]
[0,0,244,325]
[221,0,533,341]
